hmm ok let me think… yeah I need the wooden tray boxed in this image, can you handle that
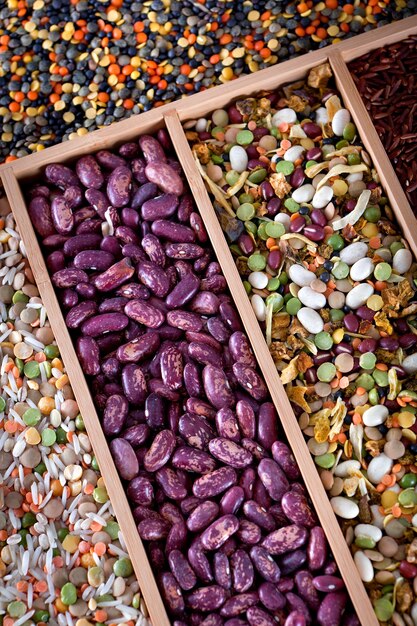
[1,15,417,626]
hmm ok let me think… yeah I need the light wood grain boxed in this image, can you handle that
[164,110,379,626]
[329,50,417,256]
[0,169,171,626]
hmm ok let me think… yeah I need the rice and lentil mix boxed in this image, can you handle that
[0,204,149,626]
[186,63,417,624]
[0,0,416,164]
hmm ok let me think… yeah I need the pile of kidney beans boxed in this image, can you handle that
[26,131,359,626]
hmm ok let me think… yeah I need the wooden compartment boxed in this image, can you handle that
[1,15,417,626]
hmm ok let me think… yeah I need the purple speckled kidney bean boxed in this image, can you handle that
[247,606,277,626]
[285,613,307,626]
[249,546,281,583]
[45,163,78,189]
[117,332,160,363]
[209,438,252,469]
[107,165,132,207]
[295,571,320,611]
[144,429,176,472]
[262,525,308,555]
[137,507,170,541]
[94,258,134,292]
[103,394,128,436]
[317,591,347,626]
[96,150,125,170]
[220,592,259,617]
[229,332,257,368]
[165,518,187,553]
[144,393,165,429]
[160,502,183,525]
[230,549,253,593]
[201,515,239,551]
[140,233,166,269]
[184,362,203,397]
[52,268,88,288]
[160,344,183,390]
[286,593,310,623]
[257,459,289,502]
[166,272,200,309]
[190,291,220,315]
[156,467,188,500]
[63,233,102,256]
[193,467,237,499]
[232,363,268,402]
[207,317,231,344]
[152,219,195,243]
[187,585,227,612]
[188,538,213,583]
[243,501,275,532]
[189,342,223,368]
[122,423,149,447]
[190,212,208,242]
[139,135,167,163]
[131,158,147,184]
[167,310,203,332]
[257,403,278,450]
[219,301,242,332]
[172,446,216,474]
[259,582,285,611]
[160,572,185,615]
[169,549,197,591]
[66,301,97,329]
[76,336,100,376]
[220,486,245,516]
[124,299,165,328]
[239,467,256,501]
[145,162,184,196]
[215,408,240,442]
[29,196,55,238]
[202,365,235,409]
[187,501,219,532]
[236,520,261,546]
[307,527,327,572]
[51,194,74,235]
[74,250,115,272]
[127,476,154,505]
[282,491,316,528]
[121,364,147,404]
[179,413,214,450]
[84,188,108,218]
[279,549,307,576]
[165,242,204,260]
[81,312,128,337]
[271,441,300,480]
[312,576,344,593]
[109,438,138,481]
[235,400,255,439]
[213,552,231,590]
[76,155,104,189]
[142,193,179,221]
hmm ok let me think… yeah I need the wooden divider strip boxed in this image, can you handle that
[0,169,171,626]
[164,110,379,626]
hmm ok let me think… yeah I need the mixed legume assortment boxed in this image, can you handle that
[186,64,417,624]
[0,207,149,626]
[349,35,417,212]
[24,133,359,626]
[0,0,415,164]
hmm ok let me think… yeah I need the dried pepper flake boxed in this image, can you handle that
[287,384,311,413]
